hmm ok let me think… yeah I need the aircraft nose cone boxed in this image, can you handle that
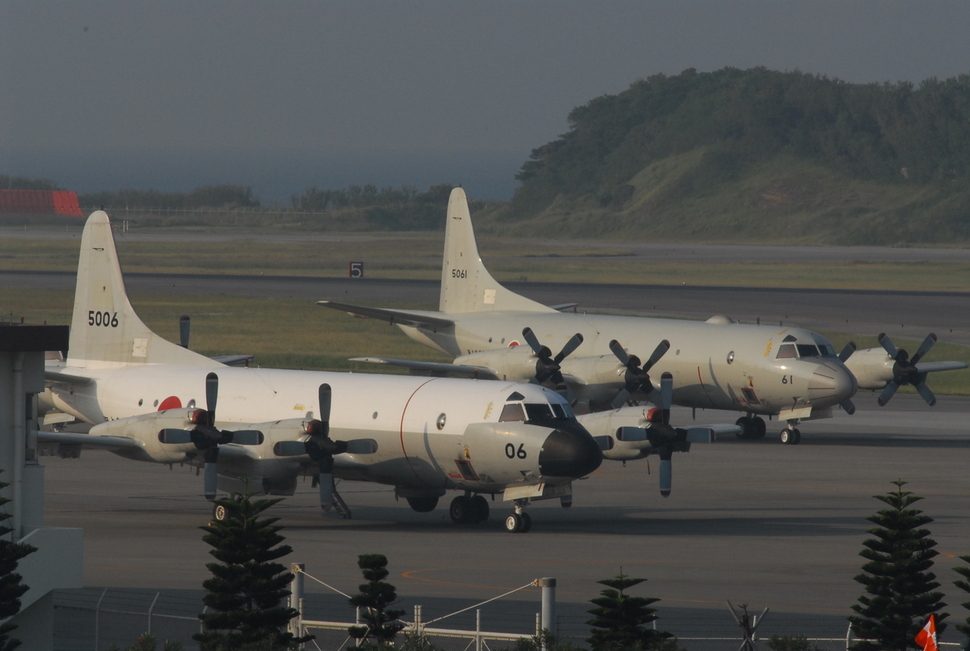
[539,425,603,478]
[808,360,858,404]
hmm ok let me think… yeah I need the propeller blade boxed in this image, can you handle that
[643,340,671,371]
[877,333,899,359]
[345,439,379,455]
[522,327,543,354]
[610,388,632,410]
[554,333,584,363]
[877,381,900,406]
[205,372,219,427]
[273,440,308,457]
[840,399,856,416]
[318,384,332,438]
[910,333,937,365]
[179,315,191,349]
[158,429,193,445]
[229,430,264,446]
[660,372,674,425]
[203,447,219,500]
[915,379,937,406]
[616,426,648,442]
[838,341,857,362]
[608,339,631,366]
[659,457,672,498]
[684,427,715,443]
[318,456,335,512]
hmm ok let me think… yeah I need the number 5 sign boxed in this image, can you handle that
[348,262,363,278]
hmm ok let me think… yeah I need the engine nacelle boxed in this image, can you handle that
[455,346,541,382]
[844,347,895,389]
[578,407,655,461]
[89,408,199,463]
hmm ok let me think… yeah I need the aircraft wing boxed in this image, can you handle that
[317,301,454,331]
[36,431,142,451]
[349,357,501,380]
[916,361,968,373]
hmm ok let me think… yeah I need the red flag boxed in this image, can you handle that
[915,615,938,651]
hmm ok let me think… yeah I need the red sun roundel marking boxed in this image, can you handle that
[158,396,182,411]
[508,340,520,348]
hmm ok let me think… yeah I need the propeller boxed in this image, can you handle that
[609,339,670,409]
[876,333,938,406]
[521,327,584,385]
[305,384,347,512]
[157,372,263,499]
[179,315,191,349]
[644,372,687,498]
[838,341,857,415]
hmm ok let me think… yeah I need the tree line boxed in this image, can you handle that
[511,67,970,217]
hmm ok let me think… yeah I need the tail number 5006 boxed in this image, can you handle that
[88,310,119,327]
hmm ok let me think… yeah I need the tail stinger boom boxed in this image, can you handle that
[68,211,220,369]
[439,188,554,316]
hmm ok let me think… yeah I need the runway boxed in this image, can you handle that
[44,394,970,644]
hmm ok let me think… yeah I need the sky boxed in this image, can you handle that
[2,2,970,205]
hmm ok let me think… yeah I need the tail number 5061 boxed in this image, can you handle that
[88,310,119,327]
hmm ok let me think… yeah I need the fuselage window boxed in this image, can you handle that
[498,403,526,422]
[796,344,820,358]
[776,344,797,359]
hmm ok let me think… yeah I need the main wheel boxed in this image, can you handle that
[753,417,767,439]
[469,495,490,523]
[735,417,750,439]
[505,513,523,533]
[449,496,472,524]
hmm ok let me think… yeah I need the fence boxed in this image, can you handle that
[52,569,968,651]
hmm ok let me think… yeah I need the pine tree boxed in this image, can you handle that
[848,480,948,651]
[0,470,36,651]
[348,554,406,648]
[586,571,670,651]
[954,555,970,650]
[194,493,313,650]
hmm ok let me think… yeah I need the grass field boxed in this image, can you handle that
[3,228,970,291]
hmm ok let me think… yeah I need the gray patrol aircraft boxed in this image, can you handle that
[320,189,874,444]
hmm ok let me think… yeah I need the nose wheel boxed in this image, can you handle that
[780,426,801,445]
[504,499,532,533]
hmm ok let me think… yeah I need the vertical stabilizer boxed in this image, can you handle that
[439,188,554,315]
[68,211,219,368]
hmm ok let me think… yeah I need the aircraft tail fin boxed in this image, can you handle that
[67,211,219,369]
[439,188,554,315]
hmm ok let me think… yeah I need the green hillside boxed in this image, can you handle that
[486,67,970,245]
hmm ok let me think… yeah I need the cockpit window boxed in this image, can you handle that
[783,334,797,342]
[500,401,575,423]
[776,344,797,359]
[797,344,820,358]
[525,403,553,421]
[506,391,525,401]
[498,403,526,422]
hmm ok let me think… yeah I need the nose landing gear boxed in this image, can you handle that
[504,499,532,533]
[780,421,801,445]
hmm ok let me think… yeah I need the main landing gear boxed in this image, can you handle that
[449,493,490,525]
[735,415,767,440]
[504,499,532,533]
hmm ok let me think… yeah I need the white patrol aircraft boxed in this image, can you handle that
[38,211,605,533]
[320,188,867,444]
